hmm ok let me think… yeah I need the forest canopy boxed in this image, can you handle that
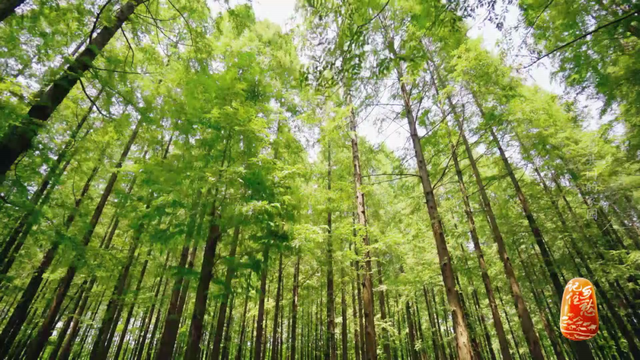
[0,1,639,360]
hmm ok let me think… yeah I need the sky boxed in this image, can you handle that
[210,0,597,157]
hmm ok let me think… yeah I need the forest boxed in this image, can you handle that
[0,0,639,359]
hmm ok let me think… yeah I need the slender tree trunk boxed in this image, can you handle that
[0,101,95,277]
[114,249,153,360]
[471,289,496,360]
[325,143,337,360]
[135,253,170,360]
[423,287,445,360]
[254,245,271,360]
[236,292,250,360]
[155,193,202,359]
[0,159,101,358]
[485,124,598,360]
[392,57,470,360]
[58,278,98,360]
[291,253,301,360]
[271,252,285,360]
[23,119,142,360]
[452,116,544,360]
[184,133,232,360]
[221,294,236,360]
[347,89,377,360]
[211,226,242,360]
[375,261,392,360]
[515,248,567,360]
[449,139,512,360]
[405,300,419,360]
[47,280,87,360]
[0,0,145,176]
[340,267,349,360]
[145,276,170,360]
[351,270,362,360]
[354,258,366,360]
[90,240,140,360]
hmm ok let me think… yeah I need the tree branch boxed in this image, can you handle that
[525,9,640,68]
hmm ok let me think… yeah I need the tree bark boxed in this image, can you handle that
[114,248,153,360]
[423,286,445,360]
[184,133,232,360]
[375,261,392,360]
[291,253,301,360]
[449,139,512,360]
[0,0,144,177]
[57,277,97,360]
[325,143,337,360]
[0,100,95,277]
[405,300,419,360]
[340,267,349,360]
[211,226,242,360]
[347,89,377,360]
[155,193,202,359]
[221,294,236,360]
[392,57,471,360]
[485,125,597,360]
[22,119,141,360]
[254,245,271,360]
[236,292,250,360]
[452,114,544,360]
[0,160,100,358]
[90,240,140,360]
[351,269,361,360]
[47,280,87,360]
[270,252,285,360]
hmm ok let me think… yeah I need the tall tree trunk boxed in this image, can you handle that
[375,261,392,360]
[254,245,271,360]
[354,258,367,360]
[423,286,445,360]
[114,249,153,360]
[405,300,419,360]
[484,123,597,360]
[0,100,96,277]
[57,278,98,360]
[236,292,250,360]
[135,253,170,360]
[325,143,337,360]
[22,119,141,360]
[156,193,202,360]
[221,294,236,360]
[211,226,242,360]
[184,132,232,360]
[391,56,470,360]
[90,240,140,360]
[449,139,512,360]
[347,89,377,360]
[271,252,285,360]
[452,115,543,360]
[145,275,170,360]
[340,267,349,360]
[291,253,301,360]
[47,280,87,360]
[0,0,144,177]
[0,158,101,358]
[515,248,567,360]
[351,270,362,360]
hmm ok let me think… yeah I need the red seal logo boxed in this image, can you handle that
[560,278,599,340]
